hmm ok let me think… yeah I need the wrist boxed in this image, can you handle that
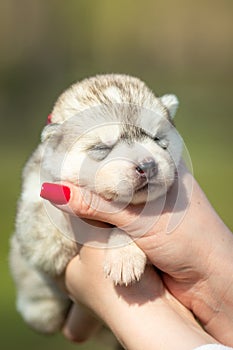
[190,224,233,346]
[110,290,215,350]
[92,267,216,350]
[66,257,215,350]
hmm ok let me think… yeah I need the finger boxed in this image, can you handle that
[62,304,102,343]
[40,182,161,237]
[40,163,192,239]
[40,182,139,224]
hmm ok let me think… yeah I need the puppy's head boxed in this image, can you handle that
[41,75,182,204]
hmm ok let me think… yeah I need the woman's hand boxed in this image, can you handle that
[40,164,233,345]
[63,246,216,350]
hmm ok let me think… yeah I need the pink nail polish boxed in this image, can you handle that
[40,183,71,205]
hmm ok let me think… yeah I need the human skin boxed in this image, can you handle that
[40,164,233,346]
[63,247,216,349]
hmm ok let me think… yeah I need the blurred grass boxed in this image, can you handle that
[0,0,232,349]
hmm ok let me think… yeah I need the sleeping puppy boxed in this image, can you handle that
[9,74,183,334]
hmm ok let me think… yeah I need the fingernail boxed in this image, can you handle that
[40,183,71,205]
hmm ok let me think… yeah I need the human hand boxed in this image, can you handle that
[40,164,233,345]
[62,245,216,349]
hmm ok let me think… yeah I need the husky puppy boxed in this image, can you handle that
[10,74,182,334]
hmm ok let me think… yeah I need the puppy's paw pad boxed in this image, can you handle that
[103,245,146,286]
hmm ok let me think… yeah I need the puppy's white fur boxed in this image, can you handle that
[10,74,182,334]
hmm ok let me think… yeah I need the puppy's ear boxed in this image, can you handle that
[160,94,179,119]
[41,123,61,142]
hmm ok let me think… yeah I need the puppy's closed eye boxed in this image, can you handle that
[88,143,112,161]
[154,136,169,150]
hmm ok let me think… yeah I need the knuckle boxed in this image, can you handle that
[77,189,99,218]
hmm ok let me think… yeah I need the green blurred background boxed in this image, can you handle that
[1,0,232,349]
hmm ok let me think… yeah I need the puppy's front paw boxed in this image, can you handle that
[103,243,147,286]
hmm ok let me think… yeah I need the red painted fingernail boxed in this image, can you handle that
[40,183,71,205]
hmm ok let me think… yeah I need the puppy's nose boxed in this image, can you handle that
[135,157,157,178]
